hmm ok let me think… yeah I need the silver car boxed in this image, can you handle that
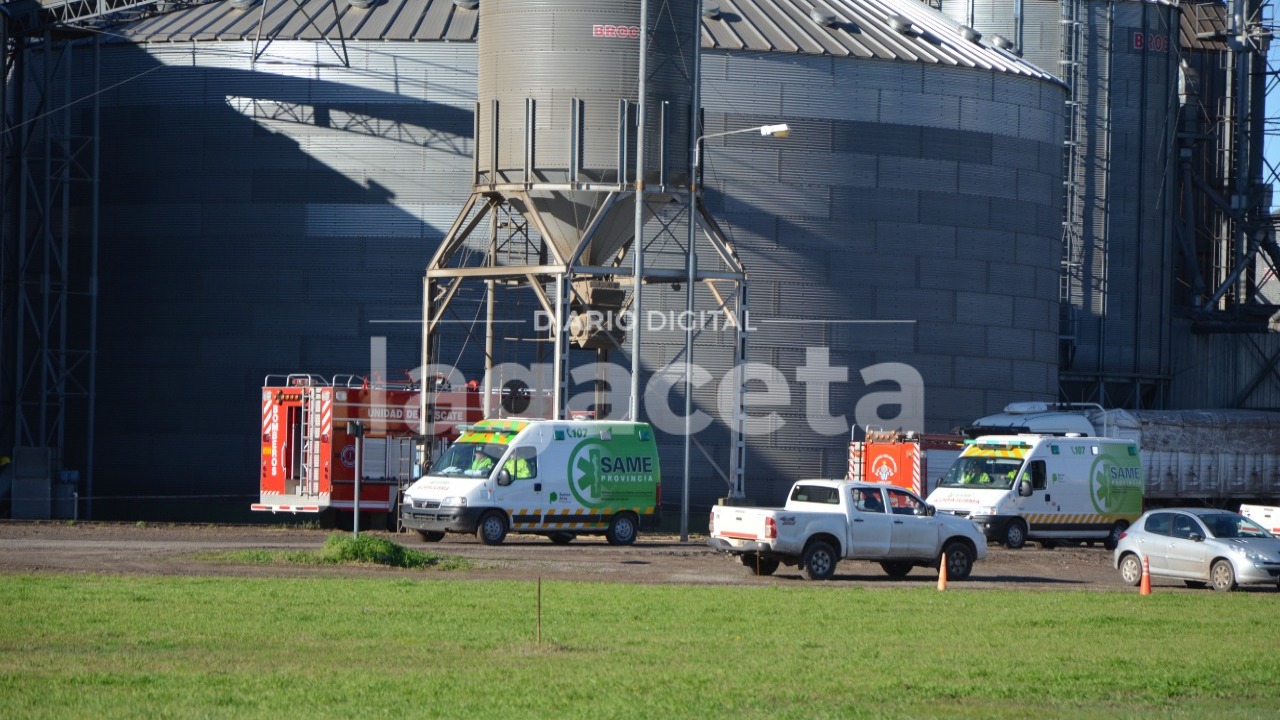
[1114,508,1280,592]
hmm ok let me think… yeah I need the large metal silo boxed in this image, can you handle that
[692,0,1068,505]
[1058,0,1180,407]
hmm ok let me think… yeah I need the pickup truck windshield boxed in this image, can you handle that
[938,456,1025,490]
[429,442,507,477]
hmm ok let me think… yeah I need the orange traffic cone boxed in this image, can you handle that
[937,552,948,591]
[1139,555,1151,596]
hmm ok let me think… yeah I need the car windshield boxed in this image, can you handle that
[1201,514,1273,540]
[938,456,1025,489]
[428,442,507,477]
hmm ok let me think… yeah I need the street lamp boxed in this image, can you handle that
[681,122,790,542]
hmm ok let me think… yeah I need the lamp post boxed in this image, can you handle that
[681,122,790,542]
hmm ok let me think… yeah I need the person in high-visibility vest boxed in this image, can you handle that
[469,452,495,476]
[503,455,534,480]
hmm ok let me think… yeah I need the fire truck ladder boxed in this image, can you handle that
[299,387,326,498]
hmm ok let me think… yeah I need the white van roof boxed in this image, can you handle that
[967,403,1097,437]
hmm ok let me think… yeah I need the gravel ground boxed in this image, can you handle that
[0,520,1191,592]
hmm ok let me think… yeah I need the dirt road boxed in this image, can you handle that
[0,520,1176,591]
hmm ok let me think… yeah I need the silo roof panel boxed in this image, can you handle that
[345,0,409,39]
[767,0,850,56]
[440,6,478,41]
[210,5,273,41]
[286,0,343,41]
[414,0,456,40]
[117,1,232,43]
[730,0,802,52]
[104,0,1057,82]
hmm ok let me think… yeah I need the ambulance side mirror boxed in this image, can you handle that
[1018,480,1032,497]
[496,468,512,486]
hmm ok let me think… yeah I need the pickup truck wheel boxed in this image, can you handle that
[416,530,445,543]
[476,511,508,546]
[941,541,975,581]
[1004,520,1027,550]
[605,513,637,546]
[741,553,779,576]
[880,561,913,578]
[801,541,837,581]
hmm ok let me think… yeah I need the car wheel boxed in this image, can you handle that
[475,511,508,546]
[1210,559,1237,592]
[880,561,913,578]
[416,530,445,543]
[548,532,575,545]
[1103,521,1128,551]
[1118,553,1143,586]
[605,513,637,546]
[1004,519,1027,550]
[942,541,975,580]
[741,553,779,576]
[801,541,837,581]
[1183,580,1207,589]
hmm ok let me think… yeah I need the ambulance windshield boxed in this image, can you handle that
[429,442,507,477]
[938,456,1025,490]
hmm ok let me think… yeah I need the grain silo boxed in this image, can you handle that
[2,0,1067,516]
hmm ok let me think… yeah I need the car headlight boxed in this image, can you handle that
[440,496,467,508]
[1228,546,1265,562]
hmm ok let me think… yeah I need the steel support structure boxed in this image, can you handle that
[1191,0,1278,328]
[0,23,100,516]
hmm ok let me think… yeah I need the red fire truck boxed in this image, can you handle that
[847,428,964,500]
[254,374,483,527]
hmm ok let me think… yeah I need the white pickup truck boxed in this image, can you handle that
[707,479,987,581]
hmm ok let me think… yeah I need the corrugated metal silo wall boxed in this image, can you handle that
[44,40,478,520]
[935,0,1064,78]
[477,0,694,180]
[1063,1,1178,389]
[1167,323,1280,408]
[694,51,1066,506]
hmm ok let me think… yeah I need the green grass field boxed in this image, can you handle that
[2,575,1277,718]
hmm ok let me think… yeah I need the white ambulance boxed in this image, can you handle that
[400,418,661,546]
[926,434,1142,550]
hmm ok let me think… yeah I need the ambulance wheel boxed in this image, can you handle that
[1004,520,1027,550]
[941,541,975,581]
[416,530,445,543]
[800,541,837,581]
[476,512,508,546]
[605,513,638,546]
[1103,521,1128,551]
[548,532,575,545]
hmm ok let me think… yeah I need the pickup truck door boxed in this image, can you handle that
[847,487,893,559]
[885,487,938,558]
